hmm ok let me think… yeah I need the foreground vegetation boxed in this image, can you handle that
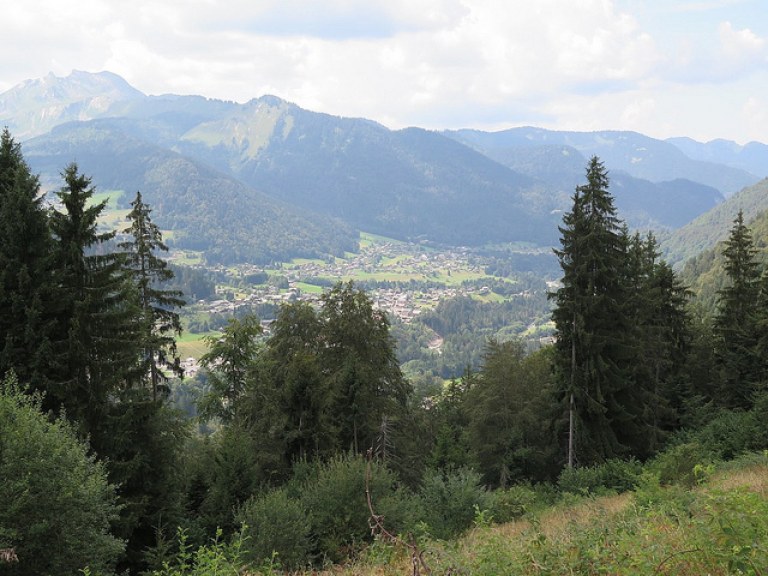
[140,451,768,575]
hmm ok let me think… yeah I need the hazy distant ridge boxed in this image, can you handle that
[2,70,762,264]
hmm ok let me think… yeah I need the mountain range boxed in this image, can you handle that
[2,70,765,265]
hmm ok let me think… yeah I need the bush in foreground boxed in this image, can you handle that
[0,375,124,576]
[236,488,313,570]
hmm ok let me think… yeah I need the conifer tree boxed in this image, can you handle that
[198,314,264,424]
[48,163,139,434]
[551,157,632,465]
[0,129,56,390]
[755,270,768,394]
[466,341,558,486]
[623,232,691,453]
[714,210,761,409]
[119,190,184,400]
[265,302,335,462]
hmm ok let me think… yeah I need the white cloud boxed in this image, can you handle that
[1,0,766,142]
[719,21,765,62]
[658,19,767,85]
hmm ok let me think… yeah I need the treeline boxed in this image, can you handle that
[0,128,187,575]
[4,141,768,575]
[550,158,768,465]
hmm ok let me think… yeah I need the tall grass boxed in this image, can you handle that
[143,453,768,576]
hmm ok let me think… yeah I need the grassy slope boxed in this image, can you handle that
[176,332,219,360]
[305,458,768,576]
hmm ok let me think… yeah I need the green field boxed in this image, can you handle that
[169,250,205,266]
[295,282,325,294]
[176,331,219,360]
[88,189,124,209]
[359,231,404,249]
[288,257,328,267]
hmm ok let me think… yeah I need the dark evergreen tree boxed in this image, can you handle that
[427,367,477,472]
[48,164,139,434]
[198,314,264,424]
[265,302,336,462]
[714,210,761,409]
[319,282,411,456]
[197,314,290,492]
[0,129,56,391]
[623,232,691,454]
[466,341,558,486]
[755,271,768,391]
[551,157,634,465]
[647,259,693,414]
[119,190,185,400]
[46,166,192,575]
[100,394,188,574]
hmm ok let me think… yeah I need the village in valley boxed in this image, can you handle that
[192,236,538,320]
[175,233,554,374]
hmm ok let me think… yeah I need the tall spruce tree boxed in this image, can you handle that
[714,210,761,409]
[198,314,264,424]
[119,191,184,400]
[623,232,691,454]
[48,164,139,435]
[551,157,633,465]
[755,269,768,394]
[466,341,558,486]
[0,129,56,391]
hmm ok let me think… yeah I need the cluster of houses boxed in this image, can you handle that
[191,241,491,324]
[180,241,546,369]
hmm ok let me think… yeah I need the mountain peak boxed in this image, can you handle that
[0,70,144,138]
[253,94,289,107]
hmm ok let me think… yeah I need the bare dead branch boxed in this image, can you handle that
[0,548,18,563]
[365,448,432,576]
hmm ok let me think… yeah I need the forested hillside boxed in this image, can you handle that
[662,178,768,268]
[24,122,358,264]
[680,206,768,313]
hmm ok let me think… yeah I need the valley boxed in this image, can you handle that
[173,232,557,379]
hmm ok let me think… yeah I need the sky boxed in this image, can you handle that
[2,0,767,144]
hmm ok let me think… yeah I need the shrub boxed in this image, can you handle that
[557,458,643,495]
[0,376,124,576]
[236,489,313,570]
[633,471,695,519]
[418,467,491,540]
[650,442,714,487]
[487,484,539,523]
[693,408,763,459]
[151,527,250,576]
[296,454,413,562]
[692,488,768,574]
